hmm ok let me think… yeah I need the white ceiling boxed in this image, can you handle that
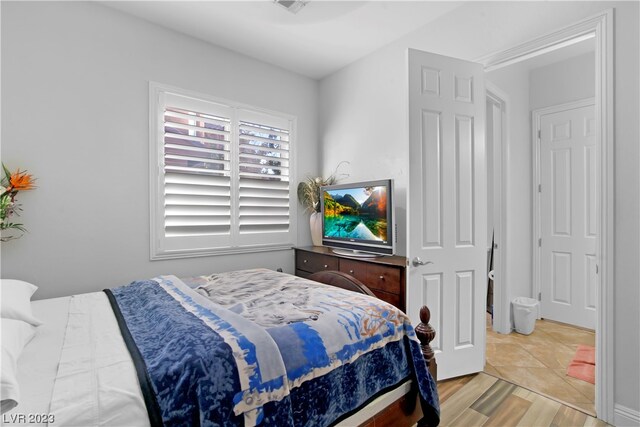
[104,1,463,80]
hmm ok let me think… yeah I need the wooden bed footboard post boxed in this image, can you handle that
[414,306,437,381]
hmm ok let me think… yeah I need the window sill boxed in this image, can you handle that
[150,243,295,261]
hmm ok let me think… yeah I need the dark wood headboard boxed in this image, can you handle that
[307,270,377,298]
[307,269,437,381]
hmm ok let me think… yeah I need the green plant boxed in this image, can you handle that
[296,161,349,214]
[0,164,36,242]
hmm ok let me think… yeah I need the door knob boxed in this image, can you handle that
[412,257,433,267]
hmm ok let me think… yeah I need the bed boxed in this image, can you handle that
[1,269,439,426]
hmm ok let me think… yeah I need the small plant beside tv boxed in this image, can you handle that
[296,162,349,246]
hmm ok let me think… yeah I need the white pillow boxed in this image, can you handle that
[1,318,36,413]
[0,280,43,326]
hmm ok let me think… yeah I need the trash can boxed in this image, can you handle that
[512,297,539,335]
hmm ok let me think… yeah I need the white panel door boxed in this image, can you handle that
[407,49,487,380]
[539,103,596,330]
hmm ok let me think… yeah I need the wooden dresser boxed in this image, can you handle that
[294,246,408,312]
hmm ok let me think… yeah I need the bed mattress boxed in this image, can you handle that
[7,292,415,426]
[7,293,149,426]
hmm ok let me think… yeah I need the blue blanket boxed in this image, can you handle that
[105,270,440,426]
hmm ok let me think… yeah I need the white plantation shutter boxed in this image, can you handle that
[164,173,231,237]
[150,84,296,259]
[162,96,232,241]
[237,110,291,245]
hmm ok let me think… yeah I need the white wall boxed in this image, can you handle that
[0,1,319,299]
[530,52,596,110]
[611,2,640,419]
[486,62,532,326]
[319,47,409,253]
[320,0,639,418]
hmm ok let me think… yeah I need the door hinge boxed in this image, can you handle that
[596,264,599,274]
[538,292,542,301]
[538,184,542,193]
[538,130,541,139]
[538,238,542,247]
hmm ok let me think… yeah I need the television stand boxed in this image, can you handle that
[294,246,408,312]
[330,248,379,258]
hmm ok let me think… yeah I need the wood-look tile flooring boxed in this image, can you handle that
[438,373,609,427]
[485,318,596,415]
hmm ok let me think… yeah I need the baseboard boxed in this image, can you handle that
[614,404,640,426]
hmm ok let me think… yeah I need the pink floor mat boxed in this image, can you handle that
[566,344,595,384]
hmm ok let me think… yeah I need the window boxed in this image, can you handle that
[150,83,296,259]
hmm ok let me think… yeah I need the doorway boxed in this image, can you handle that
[485,83,508,335]
[484,38,598,414]
[479,9,613,421]
[484,66,600,416]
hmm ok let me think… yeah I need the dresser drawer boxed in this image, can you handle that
[338,259,367,282]
[371,290,401,309]
[295,251,339,273]
[365,264,401,294]
[294,247,407,313]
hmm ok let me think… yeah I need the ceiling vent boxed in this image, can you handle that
[274,0,308,14]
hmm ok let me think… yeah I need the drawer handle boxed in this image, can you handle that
[303,259,308,263]
[349,270,354,274]
[379,275,385,280]
[324,264,328,268]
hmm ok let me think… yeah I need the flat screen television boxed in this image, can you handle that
[320,179,395,257]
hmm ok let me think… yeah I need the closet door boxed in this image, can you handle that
[539,101,597,330]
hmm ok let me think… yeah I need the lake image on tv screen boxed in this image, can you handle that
[323,186,387,242]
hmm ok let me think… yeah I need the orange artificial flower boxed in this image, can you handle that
[8,169,36,191]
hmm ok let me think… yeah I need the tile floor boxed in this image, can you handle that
[484,316,596,415]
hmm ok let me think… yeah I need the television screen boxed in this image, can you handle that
[320,179,394,256]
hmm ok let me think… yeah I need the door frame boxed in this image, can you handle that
[485,82,510,335]
[476,9,614,422]
[532,97,596,326]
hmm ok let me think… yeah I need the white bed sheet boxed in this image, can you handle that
[6,296,70,421]
[6,293,149,427]
[48,292,149,427]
